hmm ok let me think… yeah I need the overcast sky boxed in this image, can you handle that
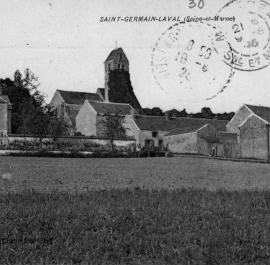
[1,0,270,113]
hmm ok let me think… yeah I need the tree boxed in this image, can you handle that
[17,98,36,136]
[23,68,45,107]
[26,109,51,145]
[14,70,23,88]
[1,69,71,142]
[201,107,214,119]
[179,108,188,117]
[14,97,49,145]
[151,107,164,116]
[99,113,129,151]
[215,112,235,120]
[1,69,46,134]
[141,107,164,116]
[165,108,188,118]
[47,109,73,141]
[141,108,152,116]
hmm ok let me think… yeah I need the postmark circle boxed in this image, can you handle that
[214,0,270,71]
[151,22,235,103]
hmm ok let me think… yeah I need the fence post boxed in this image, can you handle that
[267,125,269,162]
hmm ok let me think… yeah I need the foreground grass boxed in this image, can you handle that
[1,189,270,264]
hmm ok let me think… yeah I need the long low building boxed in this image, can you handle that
[163,124,238,156]
[125,115,228,150]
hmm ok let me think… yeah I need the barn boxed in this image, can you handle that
[227,104,270,160]
[163,124,219,155]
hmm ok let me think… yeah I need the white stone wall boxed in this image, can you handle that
[76,101,97,136]
[226,105,252,133]
[164,132,198,153]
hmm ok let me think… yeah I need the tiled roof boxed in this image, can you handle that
[96,88,105,100]
[134,116,228,133]
[134,116,170,131]
[245,104,270,123]
[0,95,12,109]
[105,48,127,62]
[0,96,7,103]
[88,101,134,115]
[1,95,10,103]
[164,125,214,136]
[58,90,102,105]
[65,104,81,125]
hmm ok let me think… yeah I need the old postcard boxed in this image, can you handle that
[1,0,270,264]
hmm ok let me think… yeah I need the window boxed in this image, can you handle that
[118,64,120,69]
[122,64,124,69]
[145,139,152,148]
[152,131,158,137]
[120,53,122,60]
[108,63,110,71]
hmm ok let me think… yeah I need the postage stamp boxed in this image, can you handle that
[214,0,270,71]
[151,22,235,103]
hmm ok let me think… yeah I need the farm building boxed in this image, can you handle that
[164,124,218,155]
[163,125,238,156]
[125,116,170,150]
[49,90,103,131]
[76,100,135,137]
[125,115,228,150]
[227,104,270,160]
[0,87,11,135]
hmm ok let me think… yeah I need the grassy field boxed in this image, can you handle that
[1,189,270,264]
[1,156,270,264]
[1,156,270,192]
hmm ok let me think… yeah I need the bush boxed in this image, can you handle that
[9,151,91,158]
[139,151,167,157]
[9,150,135,158]
[83,141,103,152]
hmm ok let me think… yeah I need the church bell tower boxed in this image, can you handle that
[104,47,129,102]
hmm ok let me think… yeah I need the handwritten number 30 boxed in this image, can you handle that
[189,0,204,9]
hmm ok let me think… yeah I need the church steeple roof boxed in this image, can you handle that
[105,47,128,62]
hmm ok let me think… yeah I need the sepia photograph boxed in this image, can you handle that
[1,0,270,264]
